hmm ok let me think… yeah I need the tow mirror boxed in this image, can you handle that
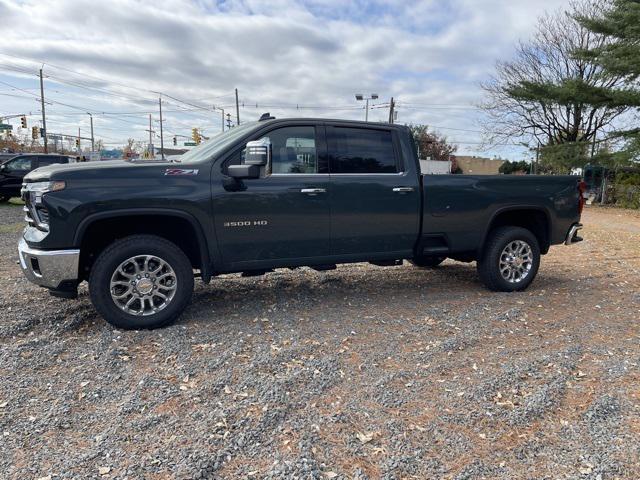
[244,138,271,166]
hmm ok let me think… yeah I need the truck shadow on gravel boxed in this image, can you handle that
[182,262,572,328]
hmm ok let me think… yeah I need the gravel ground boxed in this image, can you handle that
[1,203,639,480]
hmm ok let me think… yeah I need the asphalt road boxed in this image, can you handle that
[1,203,639,479]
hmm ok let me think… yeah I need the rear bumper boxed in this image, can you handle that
[18,238,80,289]
[565,223,583,246]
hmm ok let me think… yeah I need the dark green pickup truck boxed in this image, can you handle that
[18,117,585,329]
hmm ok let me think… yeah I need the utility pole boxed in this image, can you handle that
[221,108,225,132]
[88,113,94,152]
[146,114,154,157]
[158,97,165,160]
[78,127,81,153]
[235,88,240,126]
[39,68,48,153]
[388,97,395,124]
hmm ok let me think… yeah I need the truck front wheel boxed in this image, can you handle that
[89,235,194,329]
[477,226,540,292]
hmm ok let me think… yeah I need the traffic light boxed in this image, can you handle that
[173,136,177,146]
[32,126,38,140]
[192,128,201,145]
[39,128,45,138]
[20,116,27,128]
[75,138,80,148]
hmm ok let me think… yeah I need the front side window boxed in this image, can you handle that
[266,126,318,174]
[328,127,398,174]
[3,157,32,172]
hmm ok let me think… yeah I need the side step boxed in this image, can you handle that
[310,264,337,272]
[369,259,403,267]
[241,269,274,277]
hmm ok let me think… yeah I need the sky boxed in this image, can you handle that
[0,0,570,158]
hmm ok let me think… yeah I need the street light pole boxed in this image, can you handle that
[355,93,378,122]
[39,68,48,153]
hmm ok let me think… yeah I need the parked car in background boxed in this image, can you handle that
[0,153,19,163]
[0,154,73,202]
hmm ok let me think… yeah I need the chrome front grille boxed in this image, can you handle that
[23,205,36,227]
[21,182,49,231]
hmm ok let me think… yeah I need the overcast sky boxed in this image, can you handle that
[0,0,569,158]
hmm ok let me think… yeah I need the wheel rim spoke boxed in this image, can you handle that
[498,240,533,284]
[109,254,178,316]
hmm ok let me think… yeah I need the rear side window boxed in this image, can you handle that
[38,156,65,167]
[328,127,398,174]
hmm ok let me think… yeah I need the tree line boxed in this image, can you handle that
[481,0,640,174]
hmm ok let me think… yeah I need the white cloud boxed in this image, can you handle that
[0,0,568,156]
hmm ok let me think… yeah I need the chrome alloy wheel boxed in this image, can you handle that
[109,255,178,316]
[499,240,533,284]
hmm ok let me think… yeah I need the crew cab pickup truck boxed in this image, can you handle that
[18,116,585,329]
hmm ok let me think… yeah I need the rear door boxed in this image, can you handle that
[327,125,420,258]
[213,124,332,268]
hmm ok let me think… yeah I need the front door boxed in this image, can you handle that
[213,125,331,269]
[327,125,420,257]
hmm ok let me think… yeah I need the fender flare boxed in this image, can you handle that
[480,205,552,254]
[74,208,212,282]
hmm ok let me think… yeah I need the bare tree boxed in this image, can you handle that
[480,0,629,151]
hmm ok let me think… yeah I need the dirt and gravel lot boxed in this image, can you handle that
[1,203,639,480]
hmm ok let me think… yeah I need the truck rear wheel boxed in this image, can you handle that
[477,226,540,292]
[410,256,446,268]
[89,235,194,329]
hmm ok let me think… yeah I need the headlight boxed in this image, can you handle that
[22,181,65,232]
[22,181,66,205]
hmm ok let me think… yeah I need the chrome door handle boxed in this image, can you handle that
[301,188,326,194]
[392,187,414,193]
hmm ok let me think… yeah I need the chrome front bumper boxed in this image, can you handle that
[18,238,80,289]
[565,223,584,245]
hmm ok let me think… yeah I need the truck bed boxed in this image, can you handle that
[419,174,581,256]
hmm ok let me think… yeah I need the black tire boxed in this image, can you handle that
[477,226,540,292]
[89,235,194,329]
[410,256,446,268]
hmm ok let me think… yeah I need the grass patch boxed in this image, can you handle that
[0,223,23,234]
[0,198,25,207]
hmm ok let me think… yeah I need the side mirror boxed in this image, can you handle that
[228,164,260,179]
[244,138,271,166]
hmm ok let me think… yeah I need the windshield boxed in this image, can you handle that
[177,121,259,163]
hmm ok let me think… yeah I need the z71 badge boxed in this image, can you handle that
[164,168,199,176]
